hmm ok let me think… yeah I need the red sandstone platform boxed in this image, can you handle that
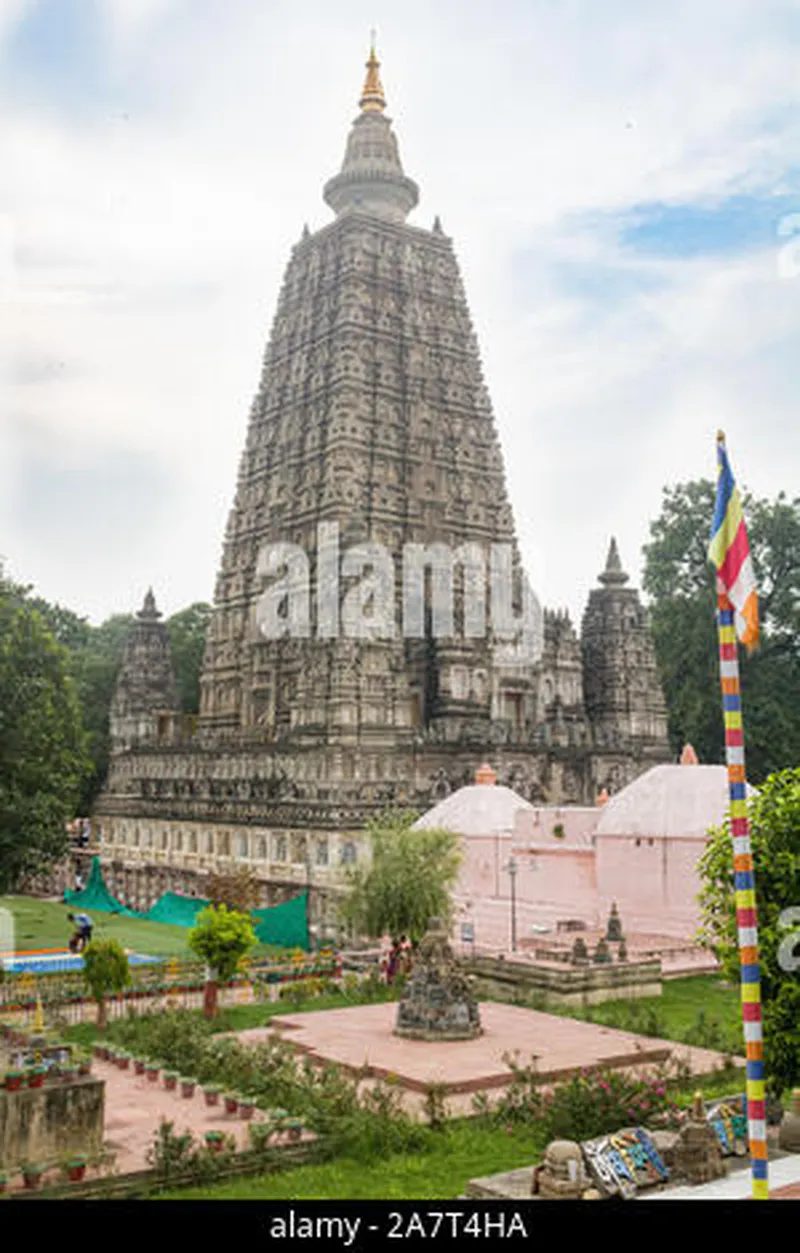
[238,1002,734,1098]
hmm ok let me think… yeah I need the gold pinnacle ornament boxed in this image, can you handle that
[360,37,386,113]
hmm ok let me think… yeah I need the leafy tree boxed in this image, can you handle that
[643,482,800,780]
[82,938,132,1030]
[71,614,136,811]
[166,602,213,714]
[697,767,800,1095]
[338,810,462,946]
[0,574,90,892]
[188,904,257,1019]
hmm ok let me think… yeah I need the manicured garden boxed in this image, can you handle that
[50,971,747,1201]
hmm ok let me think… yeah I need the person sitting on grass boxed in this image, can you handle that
[67,912,93,952]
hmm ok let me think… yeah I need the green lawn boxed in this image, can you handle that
[1,895,198,958]
[560,976,742,1053]
[157,1122,546,1201]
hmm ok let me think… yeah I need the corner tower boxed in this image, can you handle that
[109,590,180,754]
[581,539,670,771]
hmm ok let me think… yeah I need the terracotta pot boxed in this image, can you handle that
[239,1103,254,1121]
[134,1060,146,1075]
[27,1073,45,1089]
[117,1057,130,1070]
[164,1076,177,1091]
[224,1096,238,1115]
[146,1068,160,1082]
[180,1082,196,1099]
[204,1090,220,1107]
[23,1170,44,1190]
[4,1075,24,1092]
[67,1164,86,1183]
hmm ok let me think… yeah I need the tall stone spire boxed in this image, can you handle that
[323,42,419,222]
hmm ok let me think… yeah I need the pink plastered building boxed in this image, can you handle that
[413,759,750,955]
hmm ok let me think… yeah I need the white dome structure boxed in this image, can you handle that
[412,783,533,838]
[595,763,756,840]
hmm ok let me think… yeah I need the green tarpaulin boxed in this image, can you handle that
[64,856,135,916]
[65,857,310,950]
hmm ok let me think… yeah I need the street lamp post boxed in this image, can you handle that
[508,857,518,953]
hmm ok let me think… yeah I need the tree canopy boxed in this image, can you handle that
[697,767,800,1094]
[642,481,800,780]
[338,810,462,945]
[166,602,213,715]
[0,571,90,892]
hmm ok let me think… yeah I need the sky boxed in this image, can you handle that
[1,0,799,628]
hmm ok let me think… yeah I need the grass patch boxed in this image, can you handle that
[156,1120,545,1200]
[0,895,194,959]
[551,976,742,1054]
[0,895,295,963]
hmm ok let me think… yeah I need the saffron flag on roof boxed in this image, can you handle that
[708,433,759,651]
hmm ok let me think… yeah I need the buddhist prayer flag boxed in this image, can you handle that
[708,434,759,651]
[709,432,767,1201]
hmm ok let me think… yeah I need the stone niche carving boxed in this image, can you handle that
[394,917,482,1041]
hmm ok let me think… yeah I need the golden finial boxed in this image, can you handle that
[360,36,386,113]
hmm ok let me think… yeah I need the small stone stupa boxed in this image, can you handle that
[394,917,482,1040]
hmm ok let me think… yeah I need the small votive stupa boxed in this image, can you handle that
[394,917,482,1040]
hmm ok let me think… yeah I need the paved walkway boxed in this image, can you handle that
[646,1151,800,1200]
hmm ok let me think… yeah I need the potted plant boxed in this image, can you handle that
[133,1057,147,1076]
[27,1066,47,1088]
[93,1042,107,1062]
[77,1052,92,1077]
[4,1069,25,1092]
[21,1162,46,1191]
[179,1076,197,1099]
[203,1084,222,1107]
[238,1096,255,1121]
[146,1063,160,1083]
[0,1171,7,1194]
[163,1070,178,1092]
[116,1051,131,1071]
[65,1154,87,1183]
[223,1092,239,1115]
[204,1130,224,1153]
[285,1118,304,1142]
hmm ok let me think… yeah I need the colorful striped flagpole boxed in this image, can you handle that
[710,431,767,1200]
[716,584,768,1199]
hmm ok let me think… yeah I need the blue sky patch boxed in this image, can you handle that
[617,192,800,259]
[3,0,111,112]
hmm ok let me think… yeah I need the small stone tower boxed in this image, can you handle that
[109,590,180,754]
[581,539,669,762]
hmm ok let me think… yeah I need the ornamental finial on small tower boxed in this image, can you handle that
[360,34,386,113]
[137,587,161,620]
[598,536,629,586]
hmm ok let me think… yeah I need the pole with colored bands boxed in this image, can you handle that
[717,586,768,1200]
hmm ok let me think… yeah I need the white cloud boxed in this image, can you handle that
[1,0,798,624]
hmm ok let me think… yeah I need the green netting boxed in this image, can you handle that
[64,857,310,949]
[140,892,210,927]
[252,892,309,951]
[63,856,135,915]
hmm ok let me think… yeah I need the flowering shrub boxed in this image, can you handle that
[487,1055,690,1141]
